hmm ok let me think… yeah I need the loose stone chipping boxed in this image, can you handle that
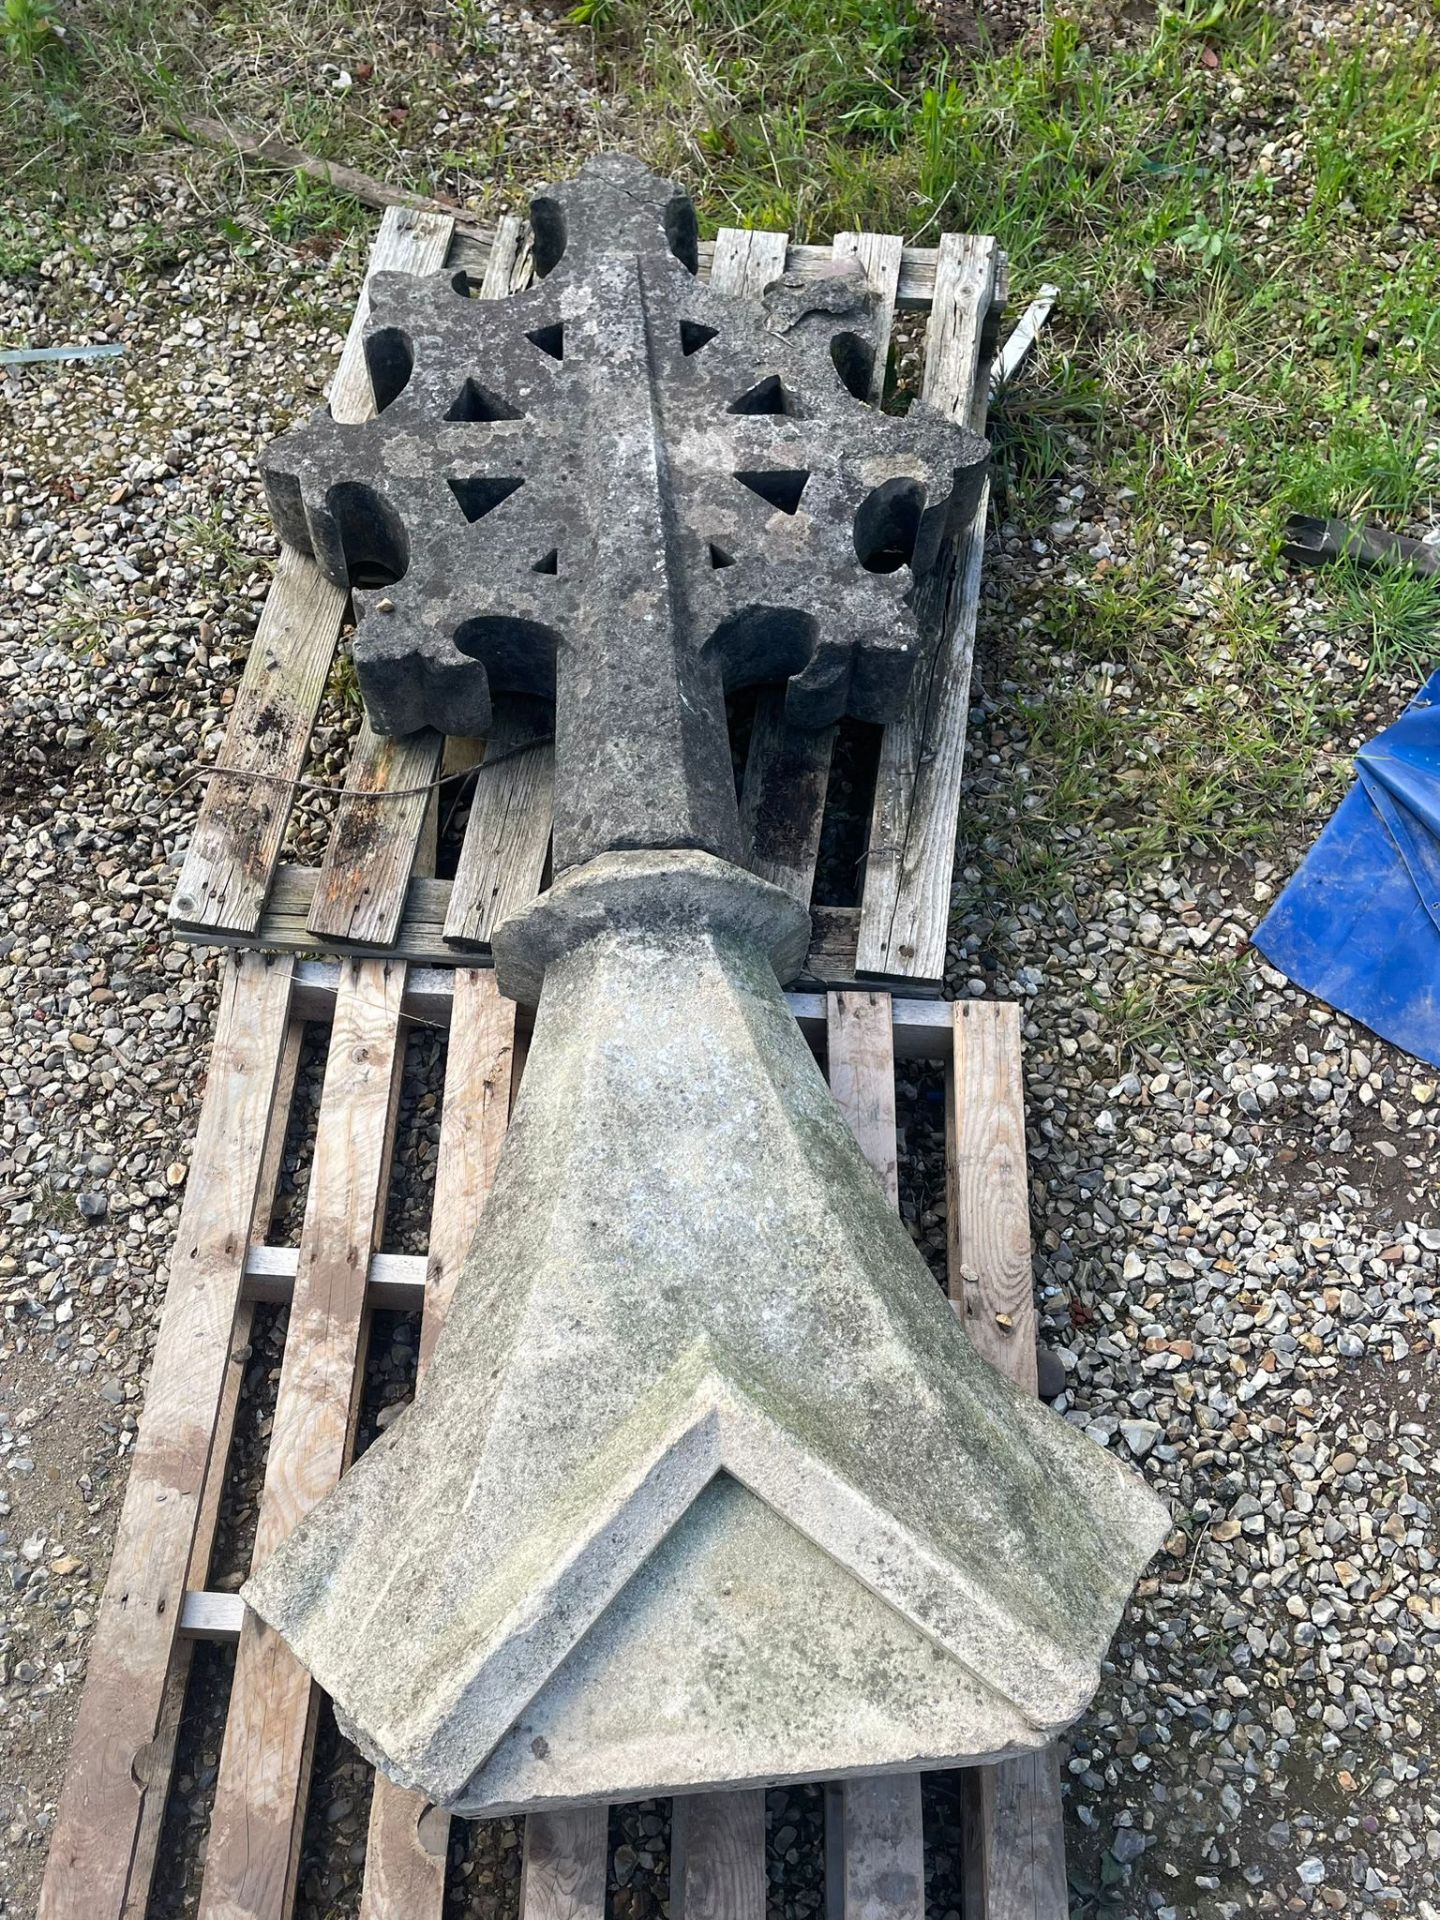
[243,153,1169,1815]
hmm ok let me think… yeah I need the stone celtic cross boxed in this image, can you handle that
[246,157,1167,1817]
[263,152,988,871]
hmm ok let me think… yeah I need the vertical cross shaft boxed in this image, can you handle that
[557,250,740,872]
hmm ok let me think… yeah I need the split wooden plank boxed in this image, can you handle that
[123,1022,306,1920]
[946,1000,1066,1920]
[303,217,538,948]
[360,969,517,1920]
[39,952,297,1920]
[520,1806,608,1920]
[198,958,410,1920]
[738,233,901,908]
[709,223,789,299]
[444,699,556,949]
[855,233,1004,986]
[832,231,904,406]
[170,205,454,940]
[671,1790,767,1920]
[825,991,899,1207]
[945,1001,1035,1386]
[306,722,445,945]
[825,992,924,1920]
[841,1777,926,1920]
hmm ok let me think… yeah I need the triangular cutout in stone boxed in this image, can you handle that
[445,379,525,423]
[526,322,565,361]
[680,319,719,356]
[447,475,525,523]
[727,374,796,417]
[734,469,809,515]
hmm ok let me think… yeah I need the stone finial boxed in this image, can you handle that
[245,851,1171,1814]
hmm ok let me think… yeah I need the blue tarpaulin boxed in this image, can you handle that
[1254,668,1440,1066]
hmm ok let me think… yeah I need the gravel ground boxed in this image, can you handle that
[4,8,1440,1920]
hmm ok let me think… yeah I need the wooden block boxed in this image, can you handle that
[198,958,409,1920]
[361,968,517,1918]
[520,1806,608,1920]
[307,723,445,945]
[841,1776,925,1920]
[856,234,1003,986]
[959,1750,1066,1920]
[946,1001,1035,1390]
[825,992,898,1205]
[946,1001,1066,1920]
[671,1790,766,1920]
[739,689,835,904]
[444,701,556,950]
[39,953,297,1920]
[170,206,454,939]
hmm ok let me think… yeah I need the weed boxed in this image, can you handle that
[1092,950,1258,1069]
[1324,563,1440,690]
[2,0,60,67]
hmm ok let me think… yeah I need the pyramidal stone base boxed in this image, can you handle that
[243,852,1168,1812]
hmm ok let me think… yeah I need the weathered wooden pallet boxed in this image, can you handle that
[40,955,1065,1920]
[168,204,1006,992]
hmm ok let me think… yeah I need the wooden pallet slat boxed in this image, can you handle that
[198,958,410,1920]
[856,233,1003,986]
[360,969,517,1919]
[38,953,297,1920]
[825,993,926,1920]
[671,1790,767,1920]
[122,1021,307,1919]
[946,1001,1066,1920]
[520,1806,608,1920]
[738,688,834,904]
[841,1776,926,1920]
[832,231,904,405]
[444,701,556,949]
[307,721,445,945]
[736,229,903,911]
[170,206,454,940]
[441,215,561,953]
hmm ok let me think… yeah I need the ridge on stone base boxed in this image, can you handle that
[439,1472,1037,1816]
